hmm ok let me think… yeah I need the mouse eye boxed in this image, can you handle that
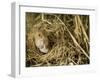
[38,34,41,36]
[38,33,42,38]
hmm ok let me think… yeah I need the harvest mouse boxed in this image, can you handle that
[34,29,49,53]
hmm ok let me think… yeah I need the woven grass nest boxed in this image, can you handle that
[26,13,90,67]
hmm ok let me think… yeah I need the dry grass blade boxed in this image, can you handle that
[77,15,89,41]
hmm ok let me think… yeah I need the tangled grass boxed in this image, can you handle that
[26,13,90,67]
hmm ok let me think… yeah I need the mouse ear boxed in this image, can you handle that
[32,22,43,32]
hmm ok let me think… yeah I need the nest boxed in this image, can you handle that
[26,13,90,67]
